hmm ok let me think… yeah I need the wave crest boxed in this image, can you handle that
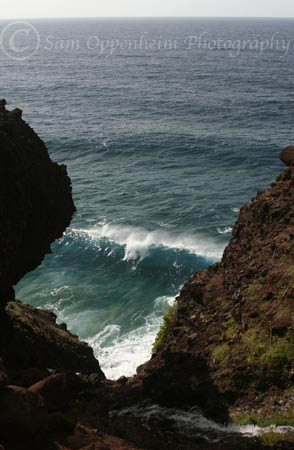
[71,223,225,262]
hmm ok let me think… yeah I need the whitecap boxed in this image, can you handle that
[71,223,225,262]
[217,226,233,235]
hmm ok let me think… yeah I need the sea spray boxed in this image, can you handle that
[72,222,225,262]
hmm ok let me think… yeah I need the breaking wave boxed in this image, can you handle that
[72,222,225,262]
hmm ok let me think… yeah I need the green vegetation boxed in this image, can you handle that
[247,282,262,302]
[6,301,82,343]
[260,431,283,447]
[279,285,291,299]
[212,343,230,366]
[244,329,294,380]
[234,414,294,446]
[285,265,294,278]
[234,414,294,427]
[225,313,241,340]
[152,306,177,354]
[278,265,294,298]
[242,329,269,364]
[260,335,294,373]
[211,323,294,386]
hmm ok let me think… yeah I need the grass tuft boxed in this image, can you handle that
[152,306,177,354]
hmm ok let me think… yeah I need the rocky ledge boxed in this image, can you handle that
[0,301,104,379]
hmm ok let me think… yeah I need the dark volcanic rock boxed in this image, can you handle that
[0,301,105,376]
[280,145,294,167]
[0,357,8,386]
[9,367,50,388]
[28,373,84,412]
[0,99,75,306]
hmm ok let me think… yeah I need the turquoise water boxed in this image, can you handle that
[1,18,293,378]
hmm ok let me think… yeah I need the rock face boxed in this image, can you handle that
[137,149,294,421]
[0,301,104,377]
[28,373,84,412]
[0,99,75,305]
[0,357,8,386]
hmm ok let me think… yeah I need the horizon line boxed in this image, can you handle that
[0,15,294,21]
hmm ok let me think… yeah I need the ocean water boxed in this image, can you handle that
[0,18,293,379]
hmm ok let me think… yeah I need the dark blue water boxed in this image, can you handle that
[0,18,293,378]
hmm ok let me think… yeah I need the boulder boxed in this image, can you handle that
[0,385,47,441]
[0,301,105,376]
[28,373,84,412]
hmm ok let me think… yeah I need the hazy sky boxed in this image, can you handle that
[1,0,294,19]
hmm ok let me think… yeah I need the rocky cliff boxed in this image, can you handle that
[0,99,75,305]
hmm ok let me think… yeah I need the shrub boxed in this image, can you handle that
[152,306,177,354]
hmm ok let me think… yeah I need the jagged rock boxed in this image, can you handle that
[59,322,68,331]
[0,385,47,441]
[0,100,76,305]
[280,145,294,167]
[11,107,22,119]
[0,301,105,377]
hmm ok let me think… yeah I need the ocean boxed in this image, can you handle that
[1,17,293,379]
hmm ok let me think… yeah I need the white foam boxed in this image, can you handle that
[154,295,176,309]
[110,404,294,442]
[87,295,176,380]
[72,223,225,262]
[217,226,233,235]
